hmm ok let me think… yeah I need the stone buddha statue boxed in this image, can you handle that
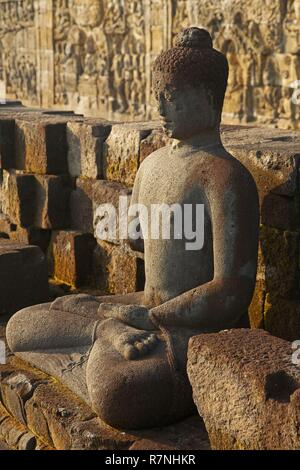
[6,28,259,430]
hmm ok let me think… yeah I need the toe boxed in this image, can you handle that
[123,344,138,360]
[134,341,145,352]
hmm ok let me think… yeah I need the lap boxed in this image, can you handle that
[86,328,195,429]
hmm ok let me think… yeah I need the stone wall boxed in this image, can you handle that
[0,103,300,341]
[0,1,299,129]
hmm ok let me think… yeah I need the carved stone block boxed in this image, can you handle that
[0,119,16,170]
[70,178,96,233]
[1,170,36,227]
[103,124,151,186]
[15,119,68,175]
[264,295,300,342]
[188,329,300,450]
[67,121,111,178]
[93,179,132,244]
[49,230,96,287]
[0,240,49,315]
[92,241,145,294]
[34,175,72,229]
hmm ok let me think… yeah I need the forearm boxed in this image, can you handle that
[150,278,253,330]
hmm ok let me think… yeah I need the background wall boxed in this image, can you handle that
[0,0,299,129]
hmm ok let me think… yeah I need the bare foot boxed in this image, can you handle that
[114,330,158,360]
[99,319,159,360]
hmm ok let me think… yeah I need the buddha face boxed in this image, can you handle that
[71,0,103,28]
[156,85,219,140]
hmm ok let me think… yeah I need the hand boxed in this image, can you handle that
[98,303,156,331]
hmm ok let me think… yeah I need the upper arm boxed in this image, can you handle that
[128,163,145,252]
[210,166,259,286]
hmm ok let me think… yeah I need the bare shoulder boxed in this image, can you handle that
[202,147,258,198]
[140,145,170,168]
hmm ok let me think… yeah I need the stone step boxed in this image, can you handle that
[0,356,210,450]
[0,403,52,450]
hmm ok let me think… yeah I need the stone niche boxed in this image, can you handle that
[0,0,299,129]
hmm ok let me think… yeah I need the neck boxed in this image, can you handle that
[172,128,222,150]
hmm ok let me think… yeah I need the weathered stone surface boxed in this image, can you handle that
[2,1,300,132]
[93,180,132,244]
[258,225,300,300]
[71,179,131,239]
[103,123,152,186]
[130,415,210,451]
[260,192,300,232]
[188,329,300,450]
[25,382,96,450]
[0,213,51,254]
[140,127,172,163]
[70,178,95,233]
[0,358,52,425]
[34,175,72,229]
[49,230,96,287]
[15,119,68,174]
[17,432,37,451]
[222,125,300,229]
[0,404,36,450]
[0,213,12,236]
[0,119,15,169]
[0,402,51,450]
[248,279,265,329]
[67,121,111,178]
[0,362,133,450]
[9,227,51,255]
[0,439,11,450]
[264,295,300,342]
[68,417,134,451]
[1,170,36,227]
[1,372,37,425]
[0,358,209,451]
[92,241,145,294]
[0,241,49,315]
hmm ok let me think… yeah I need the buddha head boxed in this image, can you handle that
[153,28,229,140]
[71,0,103,28]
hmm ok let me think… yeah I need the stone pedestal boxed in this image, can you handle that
[0,356,210,451]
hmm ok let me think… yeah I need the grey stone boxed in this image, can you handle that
[188,329,300,450]
[67,121,111,178]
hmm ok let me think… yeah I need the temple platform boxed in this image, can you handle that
[0,353,210,451]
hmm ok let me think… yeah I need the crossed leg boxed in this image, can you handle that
[6,293,195,430]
